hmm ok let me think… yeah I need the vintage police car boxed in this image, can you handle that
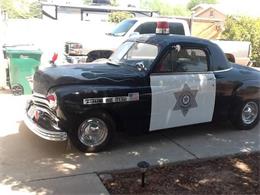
[24,24,260,152]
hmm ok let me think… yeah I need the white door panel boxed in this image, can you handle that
[149,73,216,131]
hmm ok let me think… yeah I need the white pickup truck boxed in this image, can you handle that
[65,17,251,65]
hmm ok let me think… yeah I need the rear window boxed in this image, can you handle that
[169,23,185,35]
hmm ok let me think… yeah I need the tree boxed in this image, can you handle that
[92,0,111,4]
[0,0,41,19]
[111,0,119,6]
[222,16,260,66]
[141,0,190,16]
[187,0,218,10]
[108,11,134,23]
[82,0,92,4]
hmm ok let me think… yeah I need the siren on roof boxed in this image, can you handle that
[156,21,170,35]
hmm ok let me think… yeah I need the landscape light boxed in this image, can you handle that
[137,161,150,187]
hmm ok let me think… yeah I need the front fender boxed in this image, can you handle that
[49,84,151,133]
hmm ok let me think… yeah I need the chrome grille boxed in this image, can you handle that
[32,93,59,122]
[32,93,50,110]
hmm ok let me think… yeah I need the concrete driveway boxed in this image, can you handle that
[0,93,259,194]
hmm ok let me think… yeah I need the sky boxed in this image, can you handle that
[165,0,259,17]
[217,0,260,17]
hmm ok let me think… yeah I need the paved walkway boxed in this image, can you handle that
[0,94,259,194]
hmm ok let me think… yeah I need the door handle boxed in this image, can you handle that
[207,78,215,81]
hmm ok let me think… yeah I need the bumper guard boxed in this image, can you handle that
[24,112,68,141]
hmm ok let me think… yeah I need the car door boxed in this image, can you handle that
[149,44,216,131]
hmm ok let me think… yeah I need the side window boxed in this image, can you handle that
[135,22,156,34]
[155,46,209,73]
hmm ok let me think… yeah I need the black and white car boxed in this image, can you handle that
[25,24,260,152]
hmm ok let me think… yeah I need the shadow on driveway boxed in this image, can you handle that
[0,120,259,194]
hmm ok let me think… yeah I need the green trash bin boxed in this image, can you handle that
[5,46,42,95]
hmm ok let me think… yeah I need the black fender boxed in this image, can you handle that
[232,79,260,108]
[50,84,151,134]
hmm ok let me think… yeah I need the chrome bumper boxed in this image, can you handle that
[24,111,68,142]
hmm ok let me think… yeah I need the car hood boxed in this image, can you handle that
[33,62,145,95]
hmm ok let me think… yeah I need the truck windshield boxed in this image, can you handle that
[108,19,137,36]
[109,41,159,70]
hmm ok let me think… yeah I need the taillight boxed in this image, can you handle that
[47,93,57,109]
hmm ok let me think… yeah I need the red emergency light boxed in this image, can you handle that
[156,21,170,35]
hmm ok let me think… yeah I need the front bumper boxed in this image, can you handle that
[24,100,68,141]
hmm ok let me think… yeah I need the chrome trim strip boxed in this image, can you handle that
[33,92,46,98]
[213,67,232,73]
[83,93,140,105]
[32,96,50,106]
[24,112,67,141]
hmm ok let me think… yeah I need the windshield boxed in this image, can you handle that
[109,41,159,70]
[108,19,137,36]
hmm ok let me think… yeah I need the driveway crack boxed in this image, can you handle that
[159,132,199,159]
[27,171,95,183]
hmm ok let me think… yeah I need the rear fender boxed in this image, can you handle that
[232,80,260,106]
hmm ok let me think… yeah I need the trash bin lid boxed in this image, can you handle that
[5,46,42,55]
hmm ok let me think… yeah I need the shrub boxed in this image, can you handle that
[222,16,260,66]
[108,11,134,23]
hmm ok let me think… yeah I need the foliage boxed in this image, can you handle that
[108,11,134,23]
[0,0,41,19]
[111,0,118,6]
[141,0,190,16]
[83,0,92,4]
[222,16,260,66]
[187,0,218,10]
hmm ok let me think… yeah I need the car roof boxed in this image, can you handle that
[127,34,230,71]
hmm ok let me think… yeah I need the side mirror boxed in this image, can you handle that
[136,62,147,71]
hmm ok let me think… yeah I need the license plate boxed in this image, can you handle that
[27,106,36,119]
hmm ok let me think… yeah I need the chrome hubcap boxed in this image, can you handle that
[78,118,108,147]
[242,102,258,125]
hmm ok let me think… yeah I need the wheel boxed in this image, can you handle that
[11,84,24,96]
[231,100,259,130]
[70,111,115,152]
